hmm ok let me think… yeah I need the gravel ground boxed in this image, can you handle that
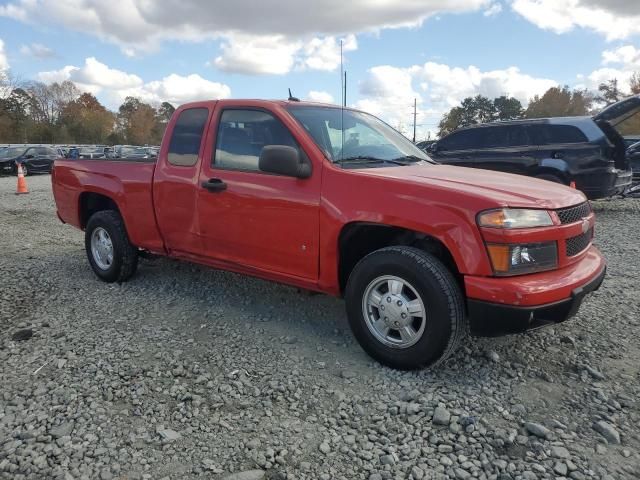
[1,174,639,480]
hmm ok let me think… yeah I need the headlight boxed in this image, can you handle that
[486,242,558,276]
[478,208,553,229]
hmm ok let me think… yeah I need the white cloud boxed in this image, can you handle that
[38,57,143,94]
[356,61,556,139]
[0,38,8,70]
[579,44,640,93]
[306,90,335,103]
[483,2,503,16]
[214,34,302,75]
[0,0,493,59]
[212,33,358,75]
[512,0,640,40]
[37,57,231,107]
[20,43,56,59]
[602,45,640,69]
[303,34,357,72]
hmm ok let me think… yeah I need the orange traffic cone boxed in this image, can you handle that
[16,163,29,195]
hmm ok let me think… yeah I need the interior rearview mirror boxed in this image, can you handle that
[259,145,312,178]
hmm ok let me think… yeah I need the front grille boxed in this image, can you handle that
[566,228,593,257]
[556,202,591,225]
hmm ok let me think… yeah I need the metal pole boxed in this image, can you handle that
[412,98,417,143]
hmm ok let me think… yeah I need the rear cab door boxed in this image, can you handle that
[153,103,214,256]
[196,100,323,280]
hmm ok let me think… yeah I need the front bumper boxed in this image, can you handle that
[465,246,606,336]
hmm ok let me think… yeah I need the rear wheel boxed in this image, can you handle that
[85,210,138,283]
[345,246,467,370]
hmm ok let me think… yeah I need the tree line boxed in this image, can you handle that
[0,72,176,145]
[437,74,640,138]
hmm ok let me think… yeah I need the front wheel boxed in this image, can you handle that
[85,210,138,283]
[345,246,467,370]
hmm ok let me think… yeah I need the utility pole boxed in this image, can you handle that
[412,98,417,143]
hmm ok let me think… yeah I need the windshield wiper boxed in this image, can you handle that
[390,154,429,164]
[339,155,411,166]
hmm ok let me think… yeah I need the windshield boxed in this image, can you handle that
[0,147,25,159]
[287,106,432,164]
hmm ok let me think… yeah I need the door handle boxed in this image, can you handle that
[202,178,227,192]
[552,151,564,159]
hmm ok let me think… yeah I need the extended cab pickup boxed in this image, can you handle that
[52,100,606,369]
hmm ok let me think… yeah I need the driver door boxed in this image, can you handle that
[197,106,322,280]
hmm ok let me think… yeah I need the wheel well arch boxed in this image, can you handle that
[78,192,120,229]
[533,167,570,184]
[337,222,462,295]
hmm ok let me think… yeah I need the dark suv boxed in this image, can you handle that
[428,96,638,199]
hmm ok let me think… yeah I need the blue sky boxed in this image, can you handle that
[1,0,639,138]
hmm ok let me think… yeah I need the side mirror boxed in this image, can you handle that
[427,143,439,153]
[259,145,312,178]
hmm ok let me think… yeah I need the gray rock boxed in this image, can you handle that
[486,350,500,362]
[433,406,451,425]
[156,429,181,441]
[12,328,33,341]
[551,446,571,459]
[380,454,395,466]
[593,421,620,444]
[525,422,550,439]
[50,422,74,439]
[554,462,568,476]
[319,442,331,454]
[222,471,265,480]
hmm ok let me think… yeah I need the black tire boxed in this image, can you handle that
[85,210,138,283]
[345,246,467,370]
[535,173,565,184]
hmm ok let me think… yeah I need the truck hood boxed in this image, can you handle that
[359,164,586,209]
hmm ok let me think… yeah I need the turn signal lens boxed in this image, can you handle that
[486,242,558,276]
[478,208,553,229]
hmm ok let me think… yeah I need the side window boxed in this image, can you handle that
[547,125,588,144]
[213,109,298,172]
[528,124,587,145]
[439,131,464,150]
[168,108,209,166]
[505,125,528,147]
[483,127,508,148]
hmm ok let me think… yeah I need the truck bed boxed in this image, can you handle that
[52,158,165,252]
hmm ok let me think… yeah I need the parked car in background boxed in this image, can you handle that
[626,140,640,185]
[113,145,152,160]
[416,140,436,152]
[428,95,638,199]
[0,145,58,175]
[623,135,640,148]
[78,146,112,159]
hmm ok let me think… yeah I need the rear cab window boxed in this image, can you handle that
[168,108,209,166]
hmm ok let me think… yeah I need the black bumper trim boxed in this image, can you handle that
[467,266,606,337]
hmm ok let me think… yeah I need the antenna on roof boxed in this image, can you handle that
[288,88,300,102]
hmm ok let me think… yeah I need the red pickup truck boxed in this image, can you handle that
[52,99,606,369]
